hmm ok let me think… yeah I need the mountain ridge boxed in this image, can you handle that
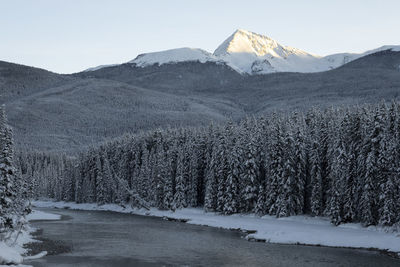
[1,42,400,152]
[84,29,400,75]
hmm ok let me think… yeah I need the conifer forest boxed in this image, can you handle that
[13,102,400,227]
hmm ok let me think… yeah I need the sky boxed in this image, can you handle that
[1,0,400,74]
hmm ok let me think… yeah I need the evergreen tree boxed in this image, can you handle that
[204,132,218,211]
[95,154,106,205]
[242,124,258,212]
[0,106,29,236]
[0,107,17,231]
[266,119,285,215]
[173,147,187,209]
[215,129,228,212]
[310,137,323,216]
[223,133,241,215]
[379,174,397,226]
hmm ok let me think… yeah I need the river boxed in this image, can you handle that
[26,208,400,267]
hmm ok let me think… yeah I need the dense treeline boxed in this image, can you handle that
[0,106,29,240]
[21,102,400,226]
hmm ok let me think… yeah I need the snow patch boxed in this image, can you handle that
[0,226,35,266]
[33,200,400,254]
[0,242,23,265]
[23,251,47,261]
[26,210,61,221]
[129,48,219,67]
[84,64,119,72]
[0,210,60,266]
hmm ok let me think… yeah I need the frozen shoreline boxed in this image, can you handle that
[0,209,60,266]
[33,200,400,256]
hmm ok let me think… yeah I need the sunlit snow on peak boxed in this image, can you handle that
[84,29,400,75]
[130,48,219,67]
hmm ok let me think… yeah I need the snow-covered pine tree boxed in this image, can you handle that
[193,131,207,206]
[172,143,187,210]
[187,140,199,207]
[320,109,335,216]
[289,113,307,215]
[162,136,175,210]
[275,124,296,218]
[327,115,348,225]
[266,117,285,215]
[216,127,228,212]
[342,111,362,222]
[82,148,97,202]
[0,107,15,231]
[254,117,269,215]
[102,156,114,203]
[137,142,150,202]
[309,129,323,216]
[242,120,259,212]
[376,103,391,223]
[0,106,21,233]
[255,182,267,215]
[153,132,166,209]
[223,125,241,215]
[378,104,399,225]
[95,152,106,205]
[204,126,218,211]
[359,106,385,226]
[379,172,397,226]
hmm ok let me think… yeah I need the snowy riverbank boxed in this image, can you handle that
[0,210,61,266]
[33,200,400,256]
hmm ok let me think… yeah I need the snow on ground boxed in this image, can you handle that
[0,242,23,265]
[0,229,33,266]
[26,210,61,221]
[23,251,47,261]
[33,200,400,255]
[0,209,60,266]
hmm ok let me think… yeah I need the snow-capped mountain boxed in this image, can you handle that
[85,29,400,74]
[322,45,400,70]
[129,47,220,67]
[213,29,324,74]
[213,30,400,73]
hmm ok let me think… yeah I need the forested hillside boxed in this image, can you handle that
[20,102,400,226]
[0,61,72,103]
[2,50,400,152]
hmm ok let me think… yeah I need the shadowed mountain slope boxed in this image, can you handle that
[1,50,400,151]
[77,50,400,112]
[0,60,74,103]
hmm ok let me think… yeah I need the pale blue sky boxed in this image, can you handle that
[1,0,399,73]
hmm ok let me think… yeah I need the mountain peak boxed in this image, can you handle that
[214,29,282,57]
[212,29,321,74]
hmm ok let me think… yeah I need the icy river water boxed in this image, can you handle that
[26,208,400,267]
